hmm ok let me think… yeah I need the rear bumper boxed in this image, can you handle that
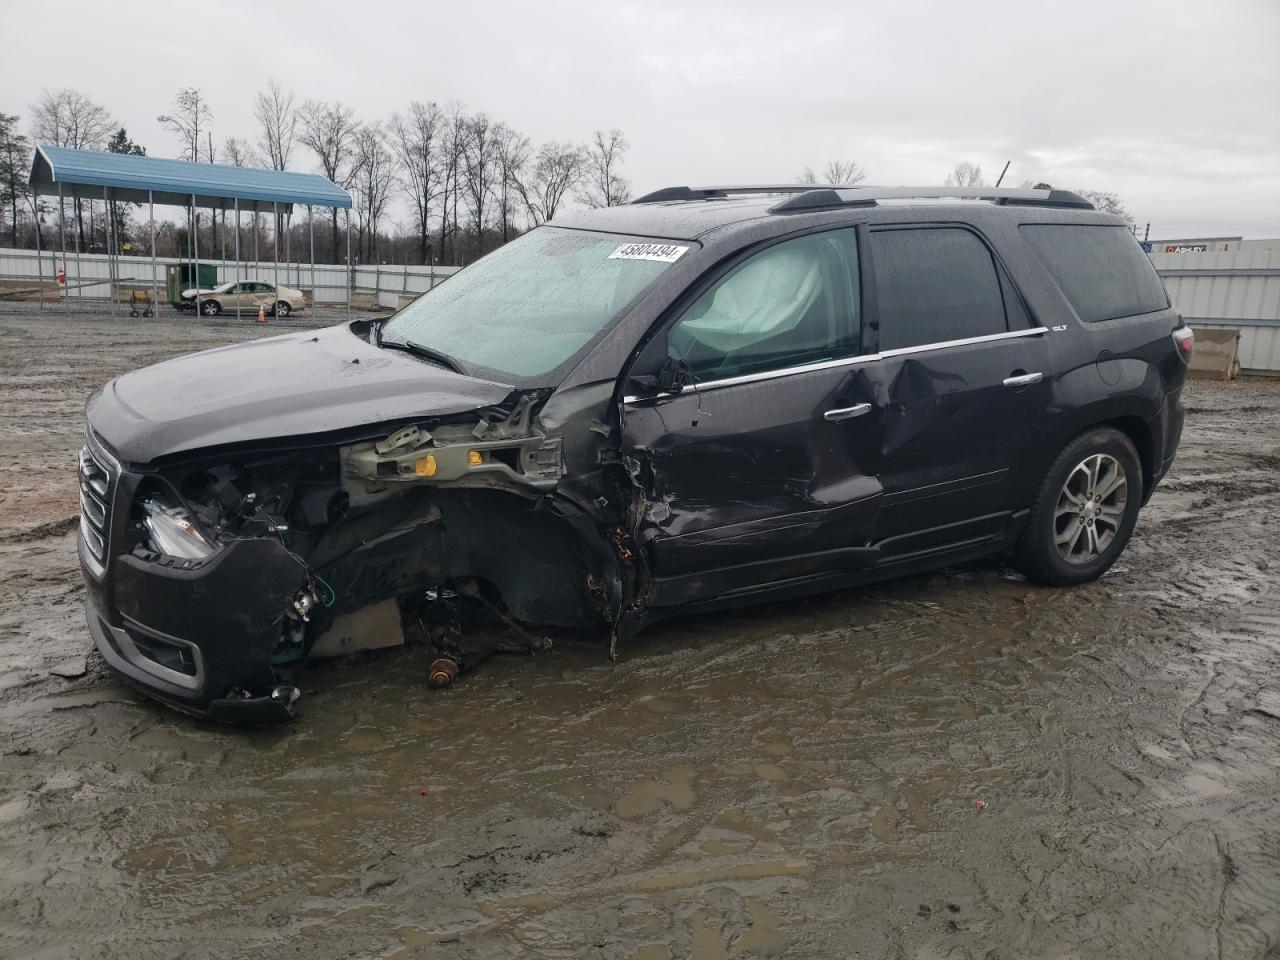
[1151,387,1185,494]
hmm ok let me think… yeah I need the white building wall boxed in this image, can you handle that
[1151,246,1280,374]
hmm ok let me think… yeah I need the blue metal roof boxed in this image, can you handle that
[29,145,351,209]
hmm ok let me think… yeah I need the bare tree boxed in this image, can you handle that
[583,128,631,207]
[462,113,499,254]
[492,122,530,244]
[157,88,213,162]
[440,105,469,264]
[222,137,255,167]
[33,89,116,250]
[516,141,584,225]
[31,89,115,151]
[221,138,257,260]
[944,161,985,187]
[350,123,396,262]
[300,100,358,262]
[253,81,297,262]
[157,88,215,258]
[389,101,444,264]
[254,80,297,172]
[1077,189,1134,226]
[797,160,866,184]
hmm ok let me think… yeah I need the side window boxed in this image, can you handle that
[1020,224,1169,322]
[871,227,1008,351]
[668,229,860,381]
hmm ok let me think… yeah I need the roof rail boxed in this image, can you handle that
[632,184,843,204]
[768,185,1095,213]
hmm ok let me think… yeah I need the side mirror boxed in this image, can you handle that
[655,357,691,394]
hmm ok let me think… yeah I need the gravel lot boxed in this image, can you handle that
[1,306,1278,959]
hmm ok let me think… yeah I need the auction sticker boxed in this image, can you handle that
[609,242,689,263]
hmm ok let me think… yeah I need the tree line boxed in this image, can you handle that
[0,87,1135,269]
[0,85,637,267]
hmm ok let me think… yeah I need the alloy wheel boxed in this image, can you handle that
[1054,453,1128,565]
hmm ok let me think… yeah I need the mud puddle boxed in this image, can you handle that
[1,310,1279,958]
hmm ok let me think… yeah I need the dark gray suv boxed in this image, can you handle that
[78,184,1191,722]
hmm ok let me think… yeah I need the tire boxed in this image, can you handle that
[1014,426,1143,586]
[200,299,221,317]
[274,300,291,318]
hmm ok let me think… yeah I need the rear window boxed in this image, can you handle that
[1020,224,1168,323]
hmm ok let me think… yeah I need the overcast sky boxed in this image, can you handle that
[4,0,1277,239]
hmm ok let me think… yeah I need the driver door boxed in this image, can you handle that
[229,282,254,311]
[621,227,886,608]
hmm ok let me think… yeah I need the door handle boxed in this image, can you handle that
[823,403,872,421]
[1003,372,1043,388]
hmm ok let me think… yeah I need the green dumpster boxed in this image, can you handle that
[166,264,219,308]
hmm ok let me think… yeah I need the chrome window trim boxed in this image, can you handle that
[878,325,1046,359]
[623,327,1046,403]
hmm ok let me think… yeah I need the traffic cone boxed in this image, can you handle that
[256,303,266,324]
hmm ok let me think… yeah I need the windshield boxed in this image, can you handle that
[382,227,690,385]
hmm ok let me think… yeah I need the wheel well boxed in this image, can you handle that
[1097,416,1154,498]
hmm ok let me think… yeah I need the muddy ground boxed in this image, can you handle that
[0,304,1278,959]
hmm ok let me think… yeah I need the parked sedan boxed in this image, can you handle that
[179,281,307,318]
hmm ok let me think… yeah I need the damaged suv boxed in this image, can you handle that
[78,184,1190,723]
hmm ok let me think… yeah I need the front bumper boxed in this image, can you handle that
[80,513,308,724]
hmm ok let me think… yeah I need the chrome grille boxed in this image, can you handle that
[78,440,115,570]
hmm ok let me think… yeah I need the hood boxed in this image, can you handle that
[88,322,515,463]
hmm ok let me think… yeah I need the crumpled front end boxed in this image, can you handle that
[79,386,631,724]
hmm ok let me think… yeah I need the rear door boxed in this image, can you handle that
[621,227,886,606]
[864,224,1052,559]
[230,282,254,311]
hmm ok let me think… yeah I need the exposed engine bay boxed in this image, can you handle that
[108,385,643,720]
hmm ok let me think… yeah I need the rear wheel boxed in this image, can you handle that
[274,300,291,318]
[200,299,221,317]
[1015,427,1142,585]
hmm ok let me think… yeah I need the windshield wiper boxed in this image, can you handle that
[378,335,466,374]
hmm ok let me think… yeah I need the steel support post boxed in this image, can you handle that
[234,199,241,322]
[308,206,314,314]
[104,186,115,315]
[58,184,67,316]
[33,192,44,312]
[149,191,158,316]
[272,202,279,319]
[192,194,200,318]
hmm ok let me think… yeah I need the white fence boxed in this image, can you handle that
[4,242,1278,373]
[0,246,459,308]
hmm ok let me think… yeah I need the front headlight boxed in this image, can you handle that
[142,499,216,560]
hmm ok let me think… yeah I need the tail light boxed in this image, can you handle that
[1172,326,1194,364]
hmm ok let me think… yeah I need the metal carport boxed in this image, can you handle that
[28,145,353,320]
